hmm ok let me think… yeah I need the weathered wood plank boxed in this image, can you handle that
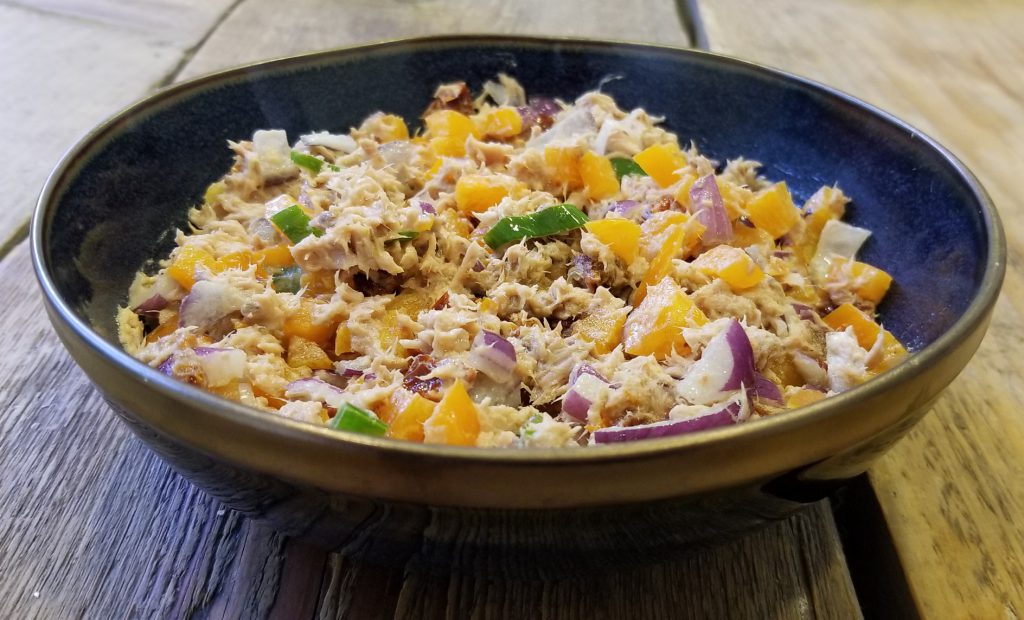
[696,0,1024,616]
[177,0,692,81]
[0,0,236,255]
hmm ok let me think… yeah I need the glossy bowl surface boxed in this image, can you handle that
[32,36,1004,557]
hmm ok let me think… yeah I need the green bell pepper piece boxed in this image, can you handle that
[270,204,324,244]
[271,265,303,293]
[330,402,388,436]
[610,157,648,180]
[483,204,589,249]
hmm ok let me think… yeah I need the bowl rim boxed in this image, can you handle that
[31,34,1006,468]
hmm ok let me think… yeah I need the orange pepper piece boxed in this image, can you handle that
[692,245,765,290]
[476,107,523,139]
[543,146,583,189]
[745,181,801,239]
[167,246,216,290]
[623,277,707,359]
[423,380,480,446]
[455,175,510,214]
[633,143,688,188]
[283,299,335,346]
[286,336,334,370]
[822,303,907,371]
[585,219,641,264]
[389,394,437,442]
[572,310,628,355]
[580,151,620,199]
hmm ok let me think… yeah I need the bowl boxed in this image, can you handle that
[32,35,1004,568]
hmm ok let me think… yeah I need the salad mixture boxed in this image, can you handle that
[118,76,907,448]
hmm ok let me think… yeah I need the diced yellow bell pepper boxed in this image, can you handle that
[378,292,431,354]
[425,158,444,180]
[731,221,775,252]
[796,189,845,264]
[746,182,801,239]
[455,174,509,214]
[214,251,255,272]
[283,299,336,346]
[692,244,764,290]
[425,110,478,157]
[787,388,826,409]
[829,258,893,304]
[543,146,583,189]
[623,277,707,359]
[634,220,693,305]
[301,270,336,296]
[585,219,641,264]
[167,246,216,290]
[334,324,353,356]
[478,298,497,314]
[374,114,409,142]
[286,335,334,370]
[572,310,628,355]
[146,311,179,343]
[476,107,522,139]
[254,245,295,269]
[389,394,437,442]
[423,380,480,446]
[822,302,907,371]
[428,137,465,158]
[580,151,619,199]
[633,143,688,188]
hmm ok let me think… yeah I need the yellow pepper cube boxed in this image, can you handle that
[572,310,628,355]
[286,336,334,370]
[254,244,296,269]
[334,324,353,356]
[830,258,893,304]
[378,292,431,353]
[455,175,510,214]
[745,181,801,239]
[580,151,620,199]
[476,107,523,139]
[423,380,480,446]
[633,143,688,188]
[375,114,409,142]
[543,146,583,189]
[167,245,216,290]
[787,388,826,409]
[389,394,437,442]
[214,251,255,273]
[692,244,765,290]
[623,277,708,359]
[426,110,477,140]
[283,299,336,346]
[634,222,687,305]
[822,302,907,371]
[585,218,641,264]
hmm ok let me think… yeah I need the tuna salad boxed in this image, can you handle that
[118,76,907,448]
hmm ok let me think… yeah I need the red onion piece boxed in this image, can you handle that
[593,399,744,443]
[688,174,733,245]
[417,200,436,214]
[284,377,346,409]
[752,372,783,405]
[792,303,817,321]
[470,330,517,383]
[563,364,608,421]
[677,320,755,405]
[517,97,560,130]
[180,280,243,329]
[157,354,176,376]
[134,293,167,315]
[194,346,247,387]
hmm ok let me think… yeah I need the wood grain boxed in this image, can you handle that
[696,0,1024,616]
[0,0,871,617]
[0,0,237,255]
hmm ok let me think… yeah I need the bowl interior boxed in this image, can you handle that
[42,38,990,355]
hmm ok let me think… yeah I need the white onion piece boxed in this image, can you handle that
[300,131,357,153]
[379,141,417,167]
[792,351,828,388]
[562,365,608,421]
[284,378,346,409]
[252,129,298,181]
[193,347,247,387]
[688,174,733,245]
[677,320,754,405]
[469,330,517,383]
[526,107,595,148]
[593,398,746,443]
[179,280,244,329]
[811,219,871,278]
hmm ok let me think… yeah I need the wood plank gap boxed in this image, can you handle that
[0,0,114,28]
[153,0,248,89]
[830,476,920,620]
[0,221,29,263]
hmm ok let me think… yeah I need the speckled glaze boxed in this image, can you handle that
[32,36,1004,563]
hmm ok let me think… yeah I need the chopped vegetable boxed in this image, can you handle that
[476,106,523,139]
[677,320,755,405]
[483,204,589,249]
[286,336,333,370]
[269,204,324,244]
[609,157,648,180]
[822,303,907,371]
[283,299,336,345]
[271,265,303,293]
[745,182,801,239]
[593,398,745,443]
[330,402,388,436]
[828,258,893,304]
[423,380,480,446]
[290,150,325,174]
[455,174,510,214]
[388,394,436,441]
[633,143,687,188]
[543,146,583,189]
[688,174,733,244]
[469,330,517,383]
[585,218,641,263]
[579,151,619,199]
[563,364,608,421]
[623,277,707,359]
[167,246,216,290]
[571,309,627,355]
[692,245,764,290]
[334,324,353,356]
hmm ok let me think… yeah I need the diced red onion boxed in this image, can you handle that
[792,303,817,321]
[284,378,346,409]
[338,367,364,379]
[752,371,783,405]
[134,293,167,315]
[417,200,436,214]
[688,174,733,245]
[194,346,247,387]
[179,280,243,329]
[593,399,745,443]
[157,354,176,376]
[563,364,608,421]
[517,97,560,130]
[677,320,755,405]
[469,330,517,383]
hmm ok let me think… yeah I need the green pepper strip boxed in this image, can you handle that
[483,204,590,250]
[610,157,648,180]
[271,265,303,293]
[330,402,387,436]
[270,204,324,244]
[390,230,419,241]
[290,150,324,174]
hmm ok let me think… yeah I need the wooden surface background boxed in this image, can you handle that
[1,0,1021,617]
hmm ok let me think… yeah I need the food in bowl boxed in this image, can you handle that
[117,75,907,448]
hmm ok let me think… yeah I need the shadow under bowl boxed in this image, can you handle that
[32,36,1004,570]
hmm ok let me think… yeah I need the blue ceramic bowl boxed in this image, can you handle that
[32,36,1004,566]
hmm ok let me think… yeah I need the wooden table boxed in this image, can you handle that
[2,0,1021,617]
